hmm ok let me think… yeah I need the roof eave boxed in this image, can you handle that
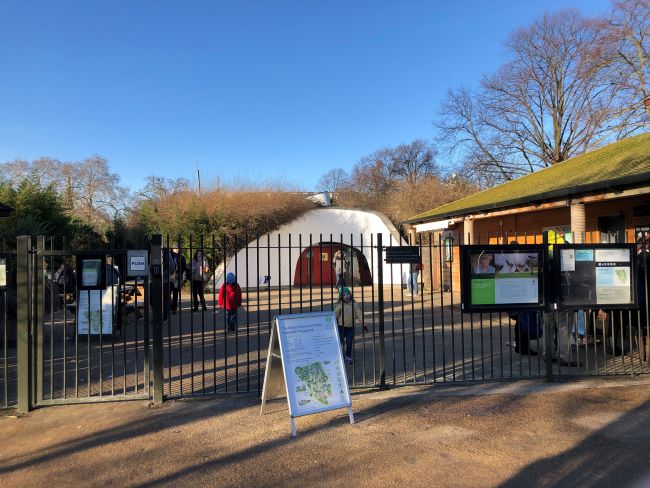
[402,171,650,225]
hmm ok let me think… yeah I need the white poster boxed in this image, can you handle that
[275,312,351,417]
[560,249,576,272]
[495,278,538,304]
[77,286,118,334]
[594,249,630,263]
[0,259,6,288]
[595,266,632,304]
[81,259,102,287]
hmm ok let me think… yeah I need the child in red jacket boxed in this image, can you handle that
[219,272,242,331]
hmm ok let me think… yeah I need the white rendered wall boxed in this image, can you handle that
[210,208,408,289]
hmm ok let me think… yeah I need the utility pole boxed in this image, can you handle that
[196,161,201,194]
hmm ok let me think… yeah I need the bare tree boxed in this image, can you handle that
[71,156,130,230]
[316,168,348,193]
[388,139,439,188]
[0,159,33,184]
[140,175,190,200]
[348,149,394,206]
[0,156,131,232]
[437,9,630,185]
[601,0,650,131]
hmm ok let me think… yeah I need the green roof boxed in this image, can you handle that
[406,132,650,223]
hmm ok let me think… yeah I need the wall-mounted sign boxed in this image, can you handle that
[0,257,6,289]
[460,245,548,312]
[555,244,636,310]
[385,246,420,264]
[127,250,149,278]
[76,256,107,290]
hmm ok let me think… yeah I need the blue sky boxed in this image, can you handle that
[0,0,612,192]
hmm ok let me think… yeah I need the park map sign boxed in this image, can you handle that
[261,311,354,437]
[555,244,637,310]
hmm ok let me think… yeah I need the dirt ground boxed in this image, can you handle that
[2,377,650,487]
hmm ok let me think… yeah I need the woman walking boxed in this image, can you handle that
[191,250,209,311]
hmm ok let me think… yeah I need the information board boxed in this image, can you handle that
[460,245,547,312]
[261,311,354,436]
[555,244,636,310]
[76,264,120,335]
[77,286,119,335]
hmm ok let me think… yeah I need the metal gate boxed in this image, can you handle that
[13,236,151,411]
[8,232,649,412]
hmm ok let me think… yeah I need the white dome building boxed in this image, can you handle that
[211,207,408,289]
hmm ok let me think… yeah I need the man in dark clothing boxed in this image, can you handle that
[170,244,188,314]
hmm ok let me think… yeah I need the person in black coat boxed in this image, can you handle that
[170,244,188,314]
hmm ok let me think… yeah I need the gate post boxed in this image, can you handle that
[16,235,32,413]
[543,232,554,382]
[150,234,164,404]
[35,236,45,405]
[377,233,387,390]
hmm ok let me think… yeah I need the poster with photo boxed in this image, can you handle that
[461,245,546,312]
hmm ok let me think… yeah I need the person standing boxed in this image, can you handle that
[333,249,346,289]
[170,244,187,314]
[407,260,422,296]
[219,272,242,331]
[191,250,209,311]
[334,287,365,364]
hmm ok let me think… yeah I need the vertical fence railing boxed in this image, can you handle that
[8,229,650,410]
[159,231,650,398]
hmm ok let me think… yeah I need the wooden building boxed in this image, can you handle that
[404,132,650,293]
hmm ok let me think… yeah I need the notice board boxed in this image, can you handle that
[460,245,548,312]
[555,244,636,310]
[76,264,120,335]
[261,311,354,436]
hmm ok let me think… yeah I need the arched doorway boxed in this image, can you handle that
[293,243,372,286]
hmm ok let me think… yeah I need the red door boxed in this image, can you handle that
[294,246,337,286]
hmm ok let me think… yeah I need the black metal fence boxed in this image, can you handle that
[6,231,649,412]
[0,247,16,409]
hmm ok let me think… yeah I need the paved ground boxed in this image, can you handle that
[2,377,650,487]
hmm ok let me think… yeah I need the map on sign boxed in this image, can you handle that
[77,286,118,335]
[295,361,333,405]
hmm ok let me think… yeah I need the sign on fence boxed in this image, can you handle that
[460,245,548,312]
[76,263,120,335]
[555,244,637,309]
[77,286,119,335]
[385,246,420,263]
[127,250,149,278]
[260,311,354,437]
[76,255,107,290]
